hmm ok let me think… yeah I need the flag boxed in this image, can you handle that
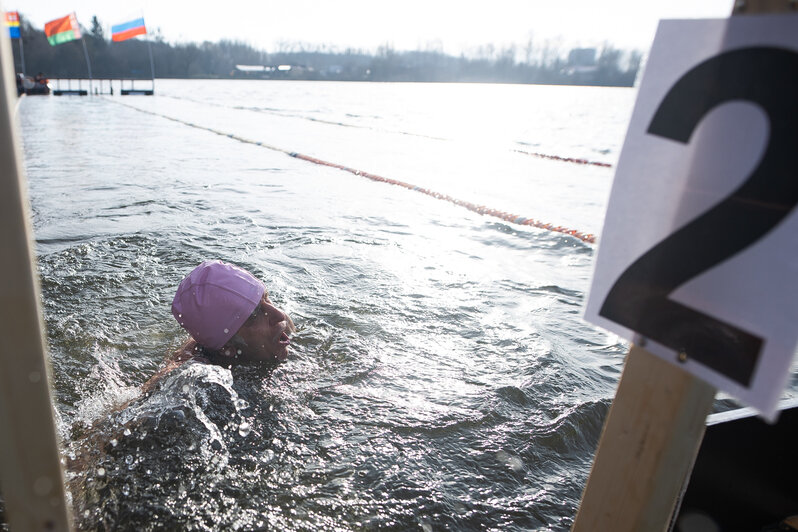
[44,13,81,46]
[111,17,146,42]
[4,11,20,39]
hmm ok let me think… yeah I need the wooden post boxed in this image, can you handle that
[731,0,797,14]
[572,346,715,530]
[573,2,792,530]
[0,8,72,532]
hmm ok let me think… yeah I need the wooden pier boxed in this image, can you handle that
[50,77,154,96]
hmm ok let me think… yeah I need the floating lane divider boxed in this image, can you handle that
[512,148,612,168]
[111,99,597,244]
[288,152,597,243]
[162,94,449,142]
[164,94,613,169]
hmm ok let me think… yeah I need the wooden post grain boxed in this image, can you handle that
[731,0,797,14]
[572,346,715,531]
[0,7,72,531]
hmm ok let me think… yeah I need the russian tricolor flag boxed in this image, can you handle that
[112,17,146,42]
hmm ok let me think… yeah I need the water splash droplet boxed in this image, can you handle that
[238,422,252,437]
[123,428,131,437]
[125,455,134,465]
[236,399,249,410]
[110,439,118,447]
[224,328,229,334]
[96,467,105,478]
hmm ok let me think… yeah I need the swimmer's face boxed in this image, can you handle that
[227,292,294,363]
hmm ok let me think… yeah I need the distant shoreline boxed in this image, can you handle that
[36,76,638,89]
[12,17,641,89]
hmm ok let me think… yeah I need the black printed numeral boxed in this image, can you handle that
[600,47,798,387]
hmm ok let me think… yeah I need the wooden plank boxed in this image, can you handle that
[574,1,792,530]
[0,14,72,532]
[731,0,797,14]
[572,346,715,531]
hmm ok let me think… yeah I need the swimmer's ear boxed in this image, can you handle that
[219,346,237,358]
[220,334,248,358]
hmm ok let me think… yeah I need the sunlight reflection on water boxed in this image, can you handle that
[16,81,639,530]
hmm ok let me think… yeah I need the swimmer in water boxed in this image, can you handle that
[155,260,295,380]
[70,260,295,526]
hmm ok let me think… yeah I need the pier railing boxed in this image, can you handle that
[50,77,154,96]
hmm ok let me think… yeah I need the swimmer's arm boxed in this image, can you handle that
[142,339,206,392]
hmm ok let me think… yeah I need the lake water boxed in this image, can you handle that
[11,79,794,530]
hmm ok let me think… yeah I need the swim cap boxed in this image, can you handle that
[171,260,265,350]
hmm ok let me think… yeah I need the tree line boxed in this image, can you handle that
[10,15,642,87]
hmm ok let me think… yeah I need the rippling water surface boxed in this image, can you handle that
[12,80,786,531]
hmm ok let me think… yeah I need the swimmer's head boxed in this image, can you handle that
[172,260,293,362]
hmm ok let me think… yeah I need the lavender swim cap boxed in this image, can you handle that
[172,260,265,350]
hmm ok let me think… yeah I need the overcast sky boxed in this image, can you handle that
[15,0,734,54]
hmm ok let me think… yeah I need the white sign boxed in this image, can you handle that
[584,15,798,419]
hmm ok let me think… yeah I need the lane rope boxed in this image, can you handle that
[162,94,447,141]
[164,94,613,168]
[512,148,612,168]
[110,99,597,244]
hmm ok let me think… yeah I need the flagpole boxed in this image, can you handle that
[147,38,155,89]
[80,37,92,95]
[0,12,73,529]
[18,30,25,76]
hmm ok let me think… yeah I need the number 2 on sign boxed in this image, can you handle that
[599,47,798,387]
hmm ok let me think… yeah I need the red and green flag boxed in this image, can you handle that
[44,13,81,46]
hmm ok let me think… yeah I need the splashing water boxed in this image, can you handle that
[18,81,780,530]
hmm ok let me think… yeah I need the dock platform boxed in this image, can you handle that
[50,77,155,96]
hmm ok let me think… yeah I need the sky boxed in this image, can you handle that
[14,0,735,55]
